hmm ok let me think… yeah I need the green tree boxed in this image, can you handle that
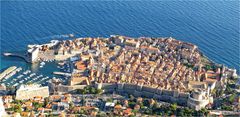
[183,107,194,116]
[33,102,43,109]
[13,100,22,105]
[132,109,138,115]
[96,89,103,94]
[14,104,22,113]
[69,102,74,110]
[106,98,113,102]
[90,87,96,94]
[221,105,233,111]
[128,101,136,108]
[199,108,209,116]
[228,93,236,104]
[170,103,177,112]
[44,97,49,107]
[205,65,212,70]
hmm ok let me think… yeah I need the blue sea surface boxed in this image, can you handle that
[1,1,239,73]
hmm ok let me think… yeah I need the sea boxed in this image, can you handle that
[0,1,239,75]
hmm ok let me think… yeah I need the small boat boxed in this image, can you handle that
[16,67,22,72]
[13,83,19,87]
[69,34,74,38]
[40,62,45,65]
[30,73,36,77]
[58,62,65,66]
[23,70,31,75]
[17,75,23,79]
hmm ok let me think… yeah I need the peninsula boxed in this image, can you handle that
[1,35,239,116]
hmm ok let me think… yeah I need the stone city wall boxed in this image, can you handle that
[95,83,189,106]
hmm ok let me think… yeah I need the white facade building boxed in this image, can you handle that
[16,84,49,100]
[0,97,7,116]
[28,46,39,63]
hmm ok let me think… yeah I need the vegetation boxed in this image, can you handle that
[44,97,50,107]
[118,97,210,116]
[13,104,22,113]
[32,102,44,109]
[183,63,194,69]
[225,81,236,94]
[76,86,103,94]
[228,93,237,104]
[205,64,214,71]
[221,105,233,111]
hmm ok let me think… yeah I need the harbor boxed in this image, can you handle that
[0,58,72,87]
[0,68,51,87]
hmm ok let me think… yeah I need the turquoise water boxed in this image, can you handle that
[1,1,239,73]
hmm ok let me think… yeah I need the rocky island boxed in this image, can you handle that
[1,35,239,116]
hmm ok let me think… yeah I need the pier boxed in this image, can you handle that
[53,72,71,77]
[0,66,17,80]
[3,52,31,63]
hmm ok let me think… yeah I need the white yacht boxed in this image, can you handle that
[17,75,24,79]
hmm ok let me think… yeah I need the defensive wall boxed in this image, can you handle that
[95,83,189,106]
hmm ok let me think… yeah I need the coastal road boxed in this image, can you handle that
[210,110,240,116]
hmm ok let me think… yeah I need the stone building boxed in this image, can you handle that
[16,84,49,100]
[187,89,213,110]
[27,46,39,63]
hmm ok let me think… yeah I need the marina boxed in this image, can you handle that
[1,70,51,87]
[0,60,71,87]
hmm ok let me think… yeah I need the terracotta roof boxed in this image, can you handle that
[21,112,30,116]
[34,96,42,99]
[38,107,44,111]
[114,105,122,109]
[123,108,132,115]
[46,104,52,109]
[24,101,32,106]
[50,95,61,100]
[74,61,87,70]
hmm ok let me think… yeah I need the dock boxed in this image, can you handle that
[0,66,17,80]
[53,72,71,77]
[3,52,31,63]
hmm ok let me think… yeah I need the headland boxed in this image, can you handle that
[1,35,239,116]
